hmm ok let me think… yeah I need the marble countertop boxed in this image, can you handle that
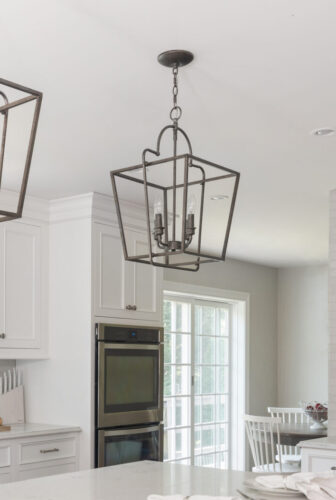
[0,460,254,499]
[299,436,336,450]
[0,422,81,440]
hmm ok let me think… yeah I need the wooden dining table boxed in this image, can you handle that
[277,422,327,446]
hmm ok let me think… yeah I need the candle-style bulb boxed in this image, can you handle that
[154,197,163,217]
[187,194,196,215]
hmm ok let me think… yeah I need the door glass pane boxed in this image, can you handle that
[175,366,191,395]
[202,366,215,394]
[217,423,229,451]
[216,337,229,364]
[164,397,190,428]
[195,305,216,335]
[175,334,191,364]
[164,333,172,364]
[165,428,190,461]
[196,337,215,364]
[216,452,228,468]
[202,396,215,423]
[164,300,172,331]
[216,395,229,422]
[164,365,172,397]
[194,366,215,395]
[216,366,228,394]
[218,308,229,336]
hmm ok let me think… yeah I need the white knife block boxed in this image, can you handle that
[0,386,25,424]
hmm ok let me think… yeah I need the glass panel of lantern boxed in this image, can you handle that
[0,81,41,221]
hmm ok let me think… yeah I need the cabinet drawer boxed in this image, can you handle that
[18,461,76,481]
[0,446,10,468]
[308,455,336,472]
[19,437,76,465]
[302,448,336,472]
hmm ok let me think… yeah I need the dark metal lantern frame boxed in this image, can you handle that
[0,78,43,222]
[110,50,240,272]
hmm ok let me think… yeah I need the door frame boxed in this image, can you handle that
[163,280,250,471]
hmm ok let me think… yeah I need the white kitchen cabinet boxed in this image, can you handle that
[0,220,47,356]
[300,438,336,472]
[93,222,162,323]
[18,460,76,481]
[0,425,80,484]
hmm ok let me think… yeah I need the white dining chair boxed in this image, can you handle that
[268,407,309,466]
[244,414,300,473]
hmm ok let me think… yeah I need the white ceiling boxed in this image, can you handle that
[1,0,336,267]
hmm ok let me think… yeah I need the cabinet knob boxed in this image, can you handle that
[331,466,336,471]
[0,333,5,339]
[126,305,137,311]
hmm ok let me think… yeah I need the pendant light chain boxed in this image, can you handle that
[170,64,182,124]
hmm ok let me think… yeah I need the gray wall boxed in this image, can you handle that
[164,257,278,416]
[277,265,328,407]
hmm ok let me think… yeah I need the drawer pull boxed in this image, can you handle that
[126,305,137,311]
[40,448,59,454]
[0,333,5,339]
[331,466,336,471]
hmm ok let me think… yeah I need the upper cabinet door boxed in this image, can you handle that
[93,223,162,323]
[0,222,41,349]
[128,230,162,323]
[93,223,131,318]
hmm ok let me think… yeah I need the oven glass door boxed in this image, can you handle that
[98,343,163,426]
[98,424,163,467]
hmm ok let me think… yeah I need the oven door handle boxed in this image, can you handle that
[103,425,160,437]
[102,343,160,351]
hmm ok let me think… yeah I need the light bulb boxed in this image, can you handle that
[187,194,196,215]
[154,197,163,217]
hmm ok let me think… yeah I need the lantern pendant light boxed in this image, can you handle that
[0,78,42,222]
[110,50,240,271]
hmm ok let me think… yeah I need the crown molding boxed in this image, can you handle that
[49,192,147,230]
[91,192,147,229]
[1,190,148,229]
[49,193,95,224]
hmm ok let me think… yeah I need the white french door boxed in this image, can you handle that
[163,294,232,469]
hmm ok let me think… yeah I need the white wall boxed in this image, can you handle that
[164,258,278,416]
[277,265,328,407]
[0,361,15,371]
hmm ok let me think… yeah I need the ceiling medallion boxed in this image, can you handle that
[0,78,42,222]
[110,50,240,271]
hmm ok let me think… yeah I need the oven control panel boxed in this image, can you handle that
[96,324,163,344]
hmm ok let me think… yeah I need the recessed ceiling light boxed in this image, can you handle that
[210,194,229,200]
[312,128,335,137]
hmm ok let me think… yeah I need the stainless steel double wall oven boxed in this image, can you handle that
[95,323,164,468]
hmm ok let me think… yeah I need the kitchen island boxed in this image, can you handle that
[0,460,254,499]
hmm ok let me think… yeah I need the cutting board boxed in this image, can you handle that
[0,386,24,424]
